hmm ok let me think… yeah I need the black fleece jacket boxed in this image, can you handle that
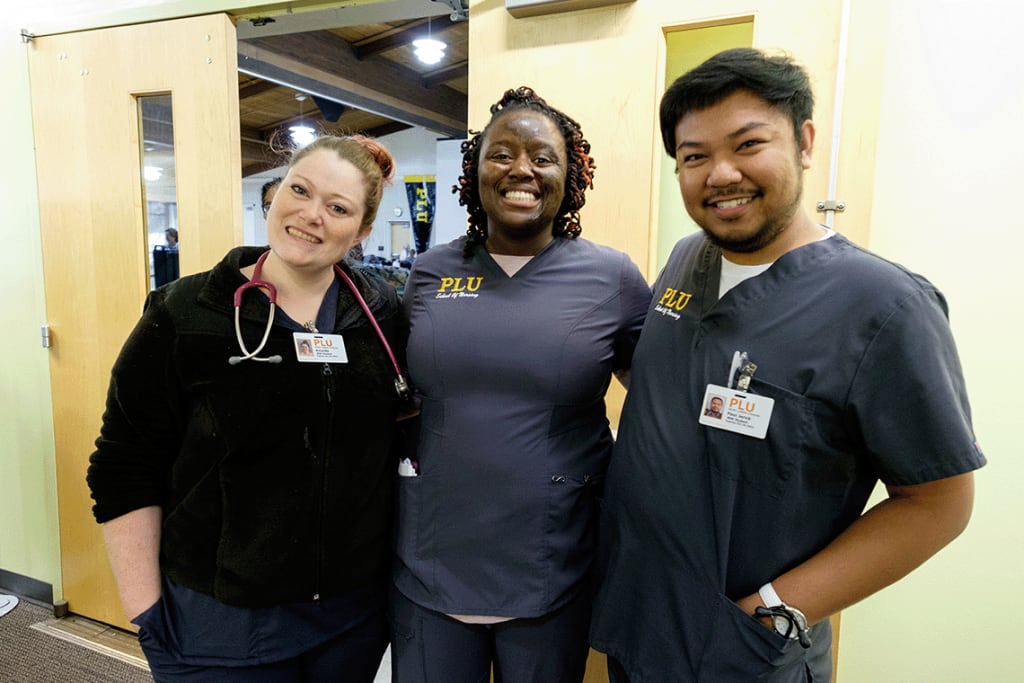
[87,246,404,607]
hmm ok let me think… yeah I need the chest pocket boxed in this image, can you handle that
[704,377,815,501]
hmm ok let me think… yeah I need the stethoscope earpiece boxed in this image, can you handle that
[228,355,281,365]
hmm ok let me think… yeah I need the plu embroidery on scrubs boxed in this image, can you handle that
[699,350,774,439]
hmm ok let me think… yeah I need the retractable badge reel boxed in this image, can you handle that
[698,350,774,438]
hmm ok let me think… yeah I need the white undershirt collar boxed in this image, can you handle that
[718,227,834,298]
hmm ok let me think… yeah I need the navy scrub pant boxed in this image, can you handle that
[138,604,388,682]
[389,584,591,683]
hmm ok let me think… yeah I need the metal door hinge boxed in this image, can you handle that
[816,200,846,213]
[41,325,52,349]
[21,29,35,44]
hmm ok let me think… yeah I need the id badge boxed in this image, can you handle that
[293,332,348,363]
[699,383,774,439]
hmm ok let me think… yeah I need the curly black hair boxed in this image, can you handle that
[455,87,596,257]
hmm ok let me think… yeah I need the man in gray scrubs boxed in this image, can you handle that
[590,47,986,682]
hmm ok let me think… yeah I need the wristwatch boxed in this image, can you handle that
[756,583,812,648]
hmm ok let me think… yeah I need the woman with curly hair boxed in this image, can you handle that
[391,87,651,682]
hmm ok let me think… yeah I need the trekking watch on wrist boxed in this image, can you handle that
[756,582,812,649]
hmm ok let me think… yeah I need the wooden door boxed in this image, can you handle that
[28,14,242,629]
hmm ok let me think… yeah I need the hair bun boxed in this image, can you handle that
[348,134,395,183]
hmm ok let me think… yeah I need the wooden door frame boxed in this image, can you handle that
[29,13,242,629]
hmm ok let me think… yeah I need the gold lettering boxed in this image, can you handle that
[671,291,692,311]
[657,288,693,311]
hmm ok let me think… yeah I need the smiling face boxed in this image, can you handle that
[266,149,369,273]
[674,90,816,264]
[478,109,568,255]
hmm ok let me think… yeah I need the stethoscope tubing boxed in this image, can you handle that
[230,250,410,399]
[230,251,281,364]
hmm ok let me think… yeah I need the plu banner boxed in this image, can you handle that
[404,175,436,254]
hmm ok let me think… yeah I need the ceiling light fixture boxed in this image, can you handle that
[289,93,317,148]
[413,17,446,65]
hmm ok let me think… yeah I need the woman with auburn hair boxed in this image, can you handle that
[88,135,407,681]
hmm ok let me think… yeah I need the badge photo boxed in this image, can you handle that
[294,332,349,363]
[698,383,774,439]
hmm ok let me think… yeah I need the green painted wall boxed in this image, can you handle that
[657,21,754,272]
[0,15,61,597]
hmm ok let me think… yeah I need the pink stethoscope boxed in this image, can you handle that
[230,250,410,400]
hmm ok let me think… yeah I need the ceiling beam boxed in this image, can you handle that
[363,120,415,138]
[240,137,286,169]
[352,19,428,60]
[234,0,453,40]
[238,79,282,99]
[238,30,466,138]
[422,60,467,89]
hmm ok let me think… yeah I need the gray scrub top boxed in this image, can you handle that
[396,236,651,618]
[591,232,985,682]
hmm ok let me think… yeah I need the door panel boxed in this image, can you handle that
[29,14,242,629]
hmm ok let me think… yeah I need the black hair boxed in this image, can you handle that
[455,87,596,257]
[260,177,282,218]
[660,47,814,158]
[261,177,282,205]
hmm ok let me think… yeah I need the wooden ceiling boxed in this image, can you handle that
[236,13,468,177]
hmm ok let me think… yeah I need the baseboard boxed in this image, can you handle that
[0,567,54,607]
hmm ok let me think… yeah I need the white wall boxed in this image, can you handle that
[835,1,1022,680]
[368,126,445,259]
[433,137,468,248]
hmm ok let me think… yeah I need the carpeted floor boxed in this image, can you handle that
[0,599,153,683]
[0,598,394,682]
